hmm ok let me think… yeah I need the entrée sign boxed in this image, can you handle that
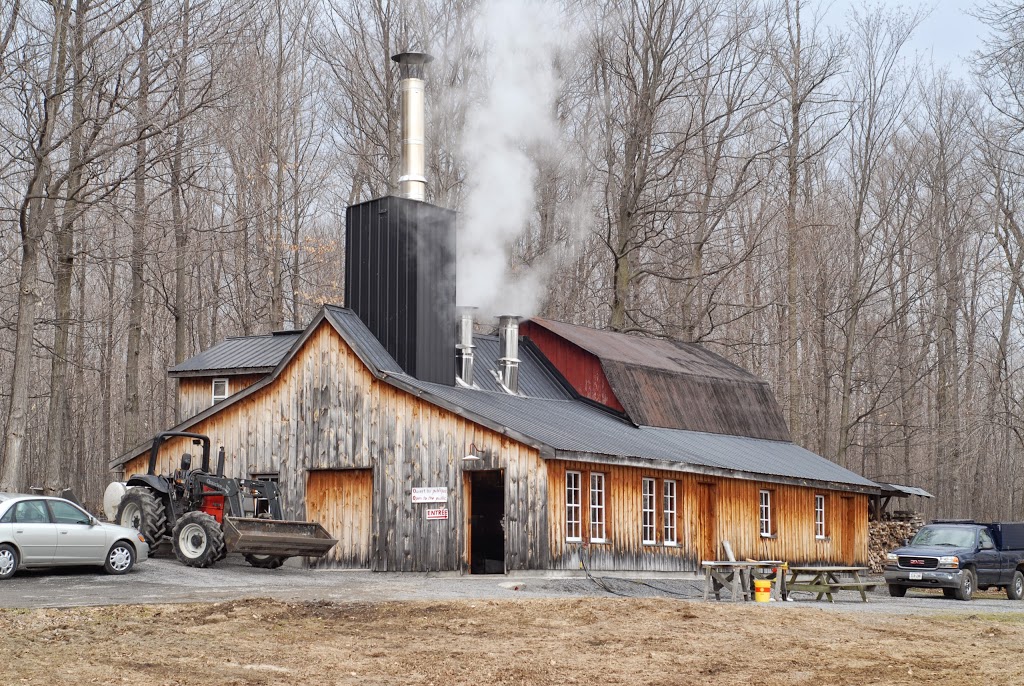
[426,508,449,520]
[411,487,448,503]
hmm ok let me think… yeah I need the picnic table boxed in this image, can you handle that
[702,560,784,601]
[783,565,877,602]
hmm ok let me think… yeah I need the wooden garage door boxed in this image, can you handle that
[306,469,372,568]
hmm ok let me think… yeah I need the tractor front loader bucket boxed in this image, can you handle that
[223,517,338,558]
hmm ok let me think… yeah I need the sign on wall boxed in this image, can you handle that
[411,487,448,503]
[426,508,449,520]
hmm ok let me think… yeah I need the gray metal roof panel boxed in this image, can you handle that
[468,335,573,400]
[879,483,934,498]
[324,306,404,374]
[169,333,301,374]
[395,376,877,488]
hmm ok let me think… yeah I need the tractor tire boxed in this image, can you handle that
[116,488,168,545]
[171,511,226,568]
[244,554,287,569]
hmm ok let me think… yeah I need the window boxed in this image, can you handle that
[642,478,656,544]
[0,508,13,523]
[566,471,582,541]
[663,480,677,545]
[815,495,826,539]
[590,473,606,542]
[48,500,91,525]
[14,500,50,524]
[759,490,772,537]
[212,378,229,403]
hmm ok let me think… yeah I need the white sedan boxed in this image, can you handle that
[0,493,149,579]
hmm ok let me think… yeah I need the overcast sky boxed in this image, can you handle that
[823,0,989,79]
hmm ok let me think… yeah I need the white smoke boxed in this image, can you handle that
[455,0,574,318]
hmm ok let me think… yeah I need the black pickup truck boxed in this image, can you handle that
[884,521,1024,601]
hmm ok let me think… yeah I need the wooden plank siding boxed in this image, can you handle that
[123,321,550,572]
[546,460,868,571]
[177,374,264,420]
[519,321,625,412]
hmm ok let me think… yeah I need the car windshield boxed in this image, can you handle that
[911,526,977,548]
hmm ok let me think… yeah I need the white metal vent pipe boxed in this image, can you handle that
[498,315,521,394]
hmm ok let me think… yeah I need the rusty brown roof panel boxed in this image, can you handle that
[524,318,791,440]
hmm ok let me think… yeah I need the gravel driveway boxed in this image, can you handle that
[3,554,1023,615]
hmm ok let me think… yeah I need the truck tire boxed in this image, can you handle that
[171,511,226,568]
[954,568,975,601]
[887,584,907,597]
[942,588,956,599]
[1007,570,1024,600]
[244,554,286,569]
[116,488,168,545]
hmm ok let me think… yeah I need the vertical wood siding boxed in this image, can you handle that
[306,469,372,568]
[519,322,625,412]
[547,459,869,571]
[124,322,549,572]
[176,374,264,420]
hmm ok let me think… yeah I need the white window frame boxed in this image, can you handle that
[759,489,772,537]
[663,480,677,546]
[566,471,582,541]
[212,378,230,403]
[590,473,606,543]
[815,494,826,539]
[642,477,656,544]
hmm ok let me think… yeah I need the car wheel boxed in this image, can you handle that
[171,511,225,568]
[244,554,286,569]
[1007,570,1024,600]
[116,488,168,545]
[0,544,18,580]
[104,542,135,575]
[887,584,907,597]
[955,568,975,601]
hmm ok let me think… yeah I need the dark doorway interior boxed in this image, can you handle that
[469,470,505,574]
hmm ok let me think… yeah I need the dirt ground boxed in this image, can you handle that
[3,596,1023,685]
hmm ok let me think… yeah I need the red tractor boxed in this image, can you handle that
[112,432,335,569]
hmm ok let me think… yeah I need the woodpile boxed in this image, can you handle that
[868,517,924,573]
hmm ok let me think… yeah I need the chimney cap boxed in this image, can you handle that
[391,52,434,66]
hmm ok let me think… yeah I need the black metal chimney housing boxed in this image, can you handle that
[344,196,457,385]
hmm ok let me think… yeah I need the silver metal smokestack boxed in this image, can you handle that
[391,52,433,202]
[456,308,477,386]
[497,315,520,394]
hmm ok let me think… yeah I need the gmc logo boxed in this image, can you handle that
[909,559,925,566]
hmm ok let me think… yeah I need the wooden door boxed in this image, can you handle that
[697,483,718,563]
[306,469,372,568]
[841,496,856,564]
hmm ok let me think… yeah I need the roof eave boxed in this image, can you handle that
[168,367,276,378]
[555,451,881,495]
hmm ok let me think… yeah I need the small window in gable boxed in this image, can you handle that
[212,378,230,404]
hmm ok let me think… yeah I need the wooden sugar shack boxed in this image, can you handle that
[110,50,878,574]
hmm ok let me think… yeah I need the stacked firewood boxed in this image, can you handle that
[868,517,924,573]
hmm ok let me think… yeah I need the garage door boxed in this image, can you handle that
[306,469,372,568]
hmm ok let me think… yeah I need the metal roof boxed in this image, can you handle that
[878,483,934,498]
[395,375,877,489]
[464,335,574,400]
[329,308,875,490]
[324,306,404,374]
[525,317,764,383]
[521,318,791,441]
[168,332,301,376]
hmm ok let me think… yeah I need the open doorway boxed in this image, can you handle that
[468,470,505,574]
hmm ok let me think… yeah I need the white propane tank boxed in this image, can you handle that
[103,482,127,522]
